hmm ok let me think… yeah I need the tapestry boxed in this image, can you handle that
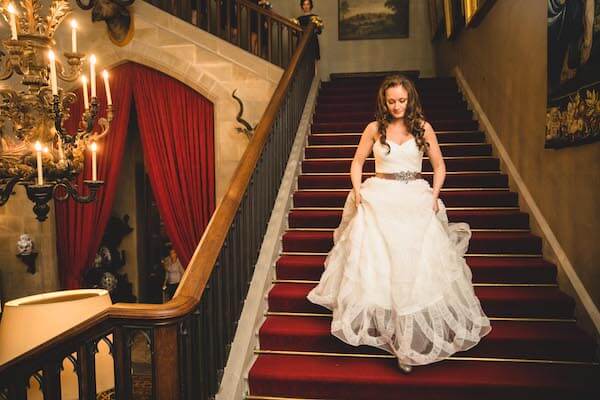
[546,0,600,148]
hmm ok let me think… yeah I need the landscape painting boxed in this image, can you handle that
[339,0,409,40]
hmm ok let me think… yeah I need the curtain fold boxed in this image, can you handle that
[55,62,215,289]
[132,65,216,265]
[55,63,135,289]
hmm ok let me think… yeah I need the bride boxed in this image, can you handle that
[307,75,491,373]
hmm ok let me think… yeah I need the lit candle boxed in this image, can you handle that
[70,20,78,53]
[81,75,89,110]
[89,55,96,98]
[48,50,58,95]
[90,142,97,181]
[7,4,18,40]
[102,70,112,106]
[34,141,43,185]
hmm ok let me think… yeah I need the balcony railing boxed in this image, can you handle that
[144,0,304,68]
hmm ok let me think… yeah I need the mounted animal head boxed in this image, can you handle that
[76,0,135,46]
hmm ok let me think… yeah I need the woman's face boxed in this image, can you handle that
[385,85,409,119]
[302,0,312,13]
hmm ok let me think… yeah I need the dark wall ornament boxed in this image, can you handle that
[76,0,136,47]
[546,0,600,149]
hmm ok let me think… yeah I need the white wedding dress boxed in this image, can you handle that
[307,137,492,366]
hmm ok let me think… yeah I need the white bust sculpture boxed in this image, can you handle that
[16,234,34,256]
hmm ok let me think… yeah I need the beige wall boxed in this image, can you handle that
[0,190,60,303]
[0,1,281,302]
[272,0,436,79]
[434,1,600,313]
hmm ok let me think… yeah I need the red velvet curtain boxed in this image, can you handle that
[55,63,135,289]
[132,65,215,265]
[55,62,215,288]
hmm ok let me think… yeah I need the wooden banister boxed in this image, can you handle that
[0,20,318,400]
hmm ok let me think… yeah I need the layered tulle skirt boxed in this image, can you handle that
[307,176,492,366]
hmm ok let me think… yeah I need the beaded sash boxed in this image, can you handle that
[375,171,422,181]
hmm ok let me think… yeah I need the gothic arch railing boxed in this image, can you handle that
[0,23,317,400]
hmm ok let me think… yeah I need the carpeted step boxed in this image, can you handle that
[293,189,520,208]
[313,110,474,122]
[275,255,557,284]
[248,354,600,400]
[316,103,469,114]
[258,316,597,362]
[308,131,485,144]
[267,283,574,318]
[313,120,478,132]
[297,172,508,189]
[305,143,492,158]
[288,209,529,229]
[301,157,499,173]
[317,93,465,103]
[281,231,542,254]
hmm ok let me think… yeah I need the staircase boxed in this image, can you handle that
[246,76,600,399]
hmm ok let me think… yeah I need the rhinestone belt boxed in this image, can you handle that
[375,171,422,181]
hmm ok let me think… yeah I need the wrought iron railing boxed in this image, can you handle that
[0,22,317,400]
[144,0,303,68]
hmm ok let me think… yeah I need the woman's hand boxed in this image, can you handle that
[432,198,439,213]
[354,189,362,207]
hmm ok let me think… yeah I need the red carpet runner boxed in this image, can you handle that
[246,76,600,399]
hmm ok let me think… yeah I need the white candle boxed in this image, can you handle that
[102,70,112,106]
[7,4,18,40]
[70,20,78,53]
[48,50,58,95]
[89,55,96,98]
[81,75,89,110]
[90,142,97,181]
[34,141,43,185]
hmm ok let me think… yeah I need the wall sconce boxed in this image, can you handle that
[16,234,38,274]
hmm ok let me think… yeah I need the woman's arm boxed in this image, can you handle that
[351,122,377,205]
[423,122,446,212]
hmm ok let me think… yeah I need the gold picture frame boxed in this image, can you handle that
[463,0,496,28]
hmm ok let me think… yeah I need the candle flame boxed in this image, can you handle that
[34,141,42,151]
[102,70,109,79]
[7,3,16,14]
[70,19,77,29]
[48,50,55,61]
[81,75,87,84]
[90,142,97,152]
[90,54,97,65]
[43,146,49,153]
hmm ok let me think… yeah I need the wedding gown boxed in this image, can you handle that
[307,137,492,366]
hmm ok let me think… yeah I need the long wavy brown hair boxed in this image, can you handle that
[375,75,428,154]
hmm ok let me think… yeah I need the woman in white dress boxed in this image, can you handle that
[307,75,491,373]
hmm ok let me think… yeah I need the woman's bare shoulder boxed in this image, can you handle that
[364,121,379,140]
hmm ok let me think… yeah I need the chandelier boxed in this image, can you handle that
[0,0,113,221]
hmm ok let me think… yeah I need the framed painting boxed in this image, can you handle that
[428,0,445,39]
[338,0,409,41]
[463,0,496,27]
[443,0,464,39]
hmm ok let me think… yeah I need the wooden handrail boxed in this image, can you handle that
[0,22,316,375]
[178,23,315,300]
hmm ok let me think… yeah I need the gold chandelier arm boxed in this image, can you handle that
[0,57,14,80]
[45,0,71,38]
[56,54,84,82]
[89,116,110,141]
